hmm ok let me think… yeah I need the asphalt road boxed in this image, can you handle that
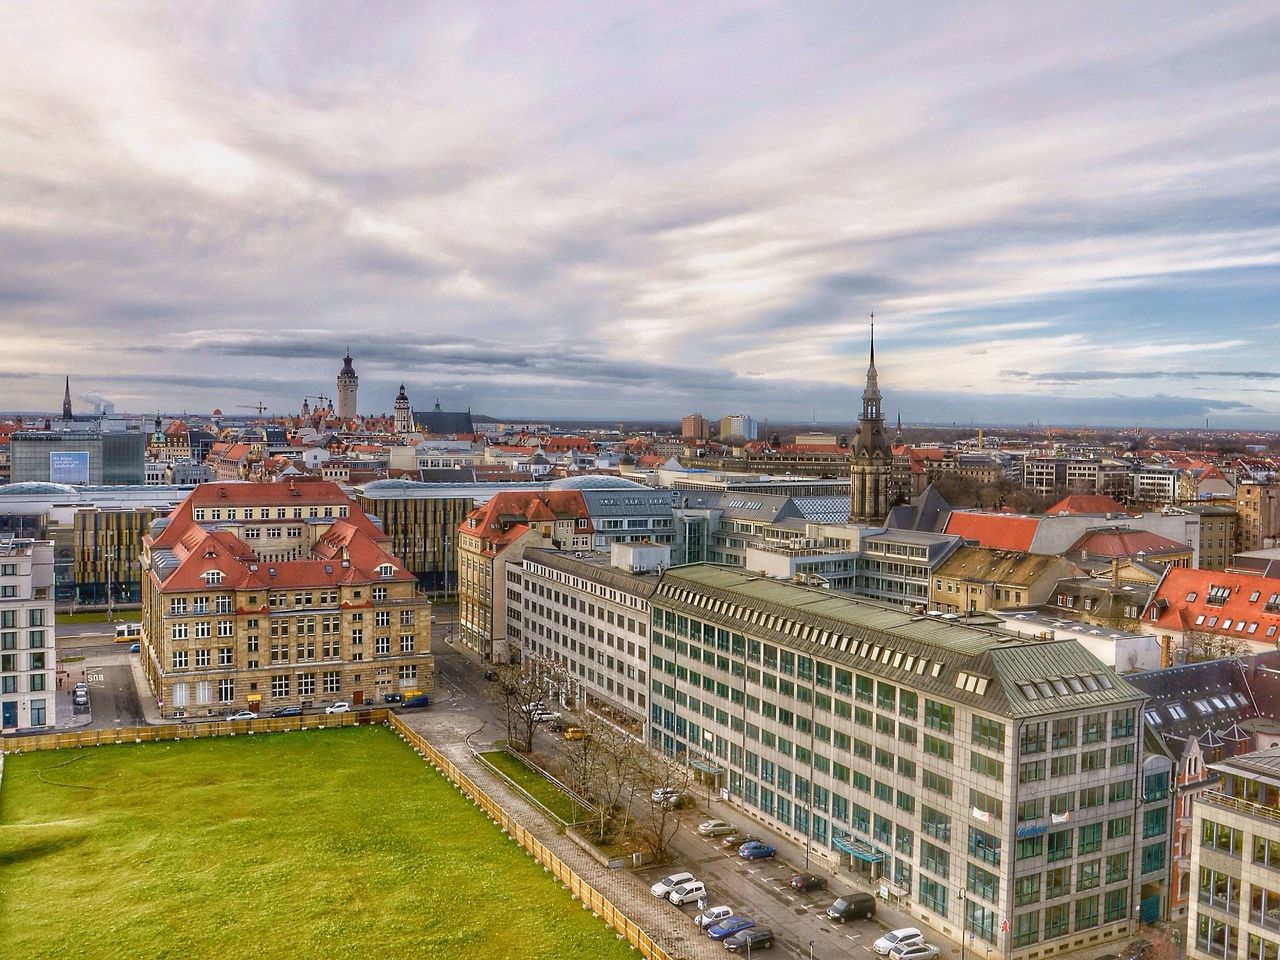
[426,628,894,960]
[59,646,146,730]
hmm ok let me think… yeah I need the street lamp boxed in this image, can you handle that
[960,890,969,960]
[809,939,816,960]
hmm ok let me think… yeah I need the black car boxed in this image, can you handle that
[402,694,431,708]
[270,705,303,718]
[483,670,500,681]
[826,892,876,922]
[724,928,774,953]
[789,873,827,892]
[382,692,404,704]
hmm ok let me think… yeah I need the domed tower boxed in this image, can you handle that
[336,351,358,420]
[850,318,894,523]
[393,384,413,434]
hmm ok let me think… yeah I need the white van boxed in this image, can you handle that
[115,622,142,641]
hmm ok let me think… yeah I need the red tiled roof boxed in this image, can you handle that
[1046,494,1126,516]
[1069,528,1190,559]
[1145,567,1280,641]
[943,512,1040,552]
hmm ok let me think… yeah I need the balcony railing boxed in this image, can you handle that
[1204,790,1280,826]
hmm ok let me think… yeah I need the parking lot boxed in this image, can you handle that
[638,818,900,959]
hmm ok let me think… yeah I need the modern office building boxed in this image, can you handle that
[0,538,55,731]
[718,414,759,443]
[647,564,1167,957]
[139,480,432,718]
[1187,746,1280,960]
[10,429,146,486]
[511,543,661,736]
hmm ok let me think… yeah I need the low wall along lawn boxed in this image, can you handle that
[0,717,670,960]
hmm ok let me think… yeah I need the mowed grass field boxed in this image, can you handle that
[0,726,639,960]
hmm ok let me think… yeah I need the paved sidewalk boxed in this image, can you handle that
[403,713,722,960]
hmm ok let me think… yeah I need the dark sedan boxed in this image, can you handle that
[725,928,774,953]
[270,705,303,718]
[789,873,827,892]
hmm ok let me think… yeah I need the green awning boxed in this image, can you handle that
[833,836,884,862]
[688,757,723,774]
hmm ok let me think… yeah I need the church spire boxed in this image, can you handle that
[62,376,73,420]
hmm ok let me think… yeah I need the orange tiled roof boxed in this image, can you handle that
[1146,567,1280,641]
[944,512,1040,552]
[1046,494,1127,515]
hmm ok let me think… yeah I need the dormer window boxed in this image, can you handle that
[204,570,223,586]
[1206,585,1231,606]
[377,563,395,578]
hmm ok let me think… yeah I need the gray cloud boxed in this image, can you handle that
[0,2,1278,426]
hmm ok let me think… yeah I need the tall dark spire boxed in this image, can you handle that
[869,312,875,368]
[62,376,73,420]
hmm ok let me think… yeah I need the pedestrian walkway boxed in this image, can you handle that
[404,713,722,960]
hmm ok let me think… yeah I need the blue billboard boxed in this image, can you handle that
[49,450,90,485]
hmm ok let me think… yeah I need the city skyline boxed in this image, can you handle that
[2,3,1279,425]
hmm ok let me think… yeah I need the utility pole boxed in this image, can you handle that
[106,536,115,622]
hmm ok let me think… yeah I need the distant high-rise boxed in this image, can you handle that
[393,385,414,434]
[336,351,359,421]
[681,413,710,442]
[850,320,893,523]
[718,414,758,443]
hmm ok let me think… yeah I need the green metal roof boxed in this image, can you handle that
[657,564,1145,719]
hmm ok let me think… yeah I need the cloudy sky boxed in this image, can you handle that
[2,2,1278,427]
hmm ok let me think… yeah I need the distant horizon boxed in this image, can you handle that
[4,404,1278,438]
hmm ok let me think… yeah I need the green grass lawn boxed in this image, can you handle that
[0,727,638,960]
[57,610,142,625]
[479,750,592,824]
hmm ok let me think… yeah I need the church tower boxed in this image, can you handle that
[336,351,358,421]
[850,319,894,523]
[62,376,73,420]
[393,384,413,434]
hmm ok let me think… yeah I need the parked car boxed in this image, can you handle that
[707,916,755,941]
[827,892,877,922]
[738,841,775,860]
[651,786,683,803]
[696,905,734,929]
[519,701,546,714]
[669,880,707,905]
[324,702,351,714]
[73,681,88,694]
[403,694,431,709]
[697,819,735,837]
[650,872,695,898]
[128,642,140,653]
[874,928,924,955]
[72,691,89,707]
[725,928,775,953]
[563,726,589,741]
[226,710,257,721]
[892,944,940,960]
[382,692,404,703]
[483,669,500,681]
[789,873,827,892]
[270,705,303,718]
[721,833,758,849]
[530,709,561,723]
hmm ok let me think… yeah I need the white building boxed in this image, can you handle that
[1,538,56,731]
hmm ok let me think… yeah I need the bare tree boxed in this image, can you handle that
[634,747,695,861]
[1181,629,1247,664]
[486,655,572,752]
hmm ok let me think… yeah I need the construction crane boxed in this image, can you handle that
[236,402,269,418]
[303,395,332,412]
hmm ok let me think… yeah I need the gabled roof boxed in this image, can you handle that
[943,512,1041,552]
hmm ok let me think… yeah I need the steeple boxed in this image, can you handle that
[62,376,73,420]
[849,314,895,524]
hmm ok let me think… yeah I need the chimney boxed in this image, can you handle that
[1111,557,1120,587]
[1160,633,1172,670]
